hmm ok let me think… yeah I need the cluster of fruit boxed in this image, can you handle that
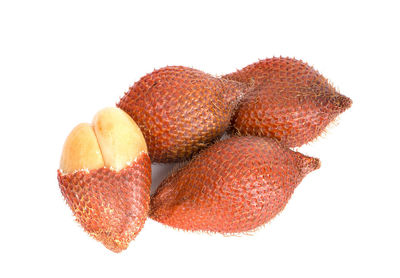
[57,57,352,252]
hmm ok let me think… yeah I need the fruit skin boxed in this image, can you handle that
[223,57,352,147]
[231,84,352,147]
[150,136,320,234]
[223,56,335,89]
[117,66,246,163]
[58,107,151,252]
[58,153,151,252]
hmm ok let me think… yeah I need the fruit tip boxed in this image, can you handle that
[301,156,321,175]
[341,95,353,111]
[321,93,353,115]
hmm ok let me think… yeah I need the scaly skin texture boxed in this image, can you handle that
[223,57,352,147]
[57,153,151,253]
[117,66,246,163]
[150,136,320,234]
[231,84,352,147]
[223,56,335,89]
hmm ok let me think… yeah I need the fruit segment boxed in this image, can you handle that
[117,66,247,163]
[223,57,352,147]
[92,107,147,171]
[59,123,104,174]
[57,107,151,252]
[150,136,320,233]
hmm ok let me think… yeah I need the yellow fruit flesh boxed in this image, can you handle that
[60,123,104,174]
[60,107,147,174]
[93,107,147,171]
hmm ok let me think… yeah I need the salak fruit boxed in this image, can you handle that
[57,107,151,252]
[150,136,320,233]
[222,57,352,147]
[117,66,246,163]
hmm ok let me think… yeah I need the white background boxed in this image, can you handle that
[1,1,399,277]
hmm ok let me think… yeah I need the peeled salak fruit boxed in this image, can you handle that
[117,66,246,163]
[150,136,320,233]
[57,107,151,252]
[223,57,352,147]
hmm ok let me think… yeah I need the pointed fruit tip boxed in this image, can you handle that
[301,155,321,175]
[337,94,353,112]
[328,94,353,113]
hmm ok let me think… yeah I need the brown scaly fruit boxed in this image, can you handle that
[117,66,246,163]
[223,57,352,147]
[150,136,320,233]
[57,107,151,252]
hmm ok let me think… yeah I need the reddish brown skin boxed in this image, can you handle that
[223,57,352,147]
[223,57,336,90]
[117,66,246,163]
[57,153,151,253]
[150,136,320,234]
[232,84,352,147]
